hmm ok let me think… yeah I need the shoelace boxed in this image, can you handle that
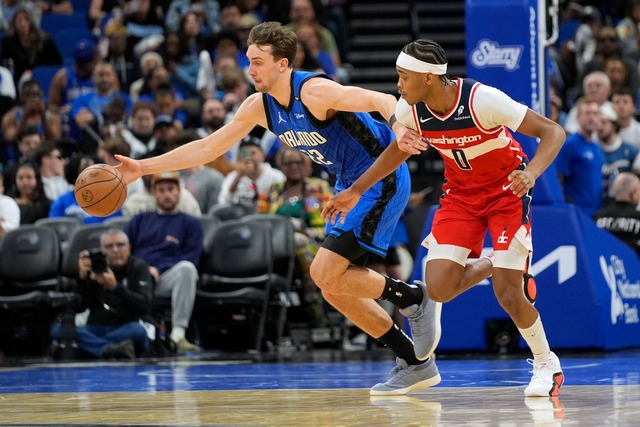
[527,358,548,383]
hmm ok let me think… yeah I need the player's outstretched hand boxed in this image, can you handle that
[114,154,143,185]
[322,188,362,224]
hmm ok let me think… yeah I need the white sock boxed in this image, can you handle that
[518,315,551,362]
[170,326,186,343]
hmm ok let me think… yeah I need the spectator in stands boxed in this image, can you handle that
[48,38,99,116]
[153,83,187,130]
[1,79,61,142]
[295,22,338,81]
[121,173,201,218]
[594,172,640,256]
[554,98,605,216]
[564,71,612,134]
[49,153,123,223]
[196,98,233,176]
[0,8,62,86]
[615,0,640,57]
[124,171,203,354]
[165,0,221,36]
[0,172,20,237]
[118,0,164,43]
[612,87,640,148]
[596,103,640,203]
[603,57,629,96]
[120,100,157,159]
[1,126,43,190]
[129,52,163,102]
[7,160,51,224]
[209,28,249,77]
[258,148,332,323]
[220,2,241,28]
[286,0,341,68]
[218,68,250,117]
[293,40,323,74]
[141,113,180,158]
[580,26,639,99]
[51,228,153,359]
[33,142,71,201]
[79,94,130,155]
[0,1,41,33]
[218,139,285,207]
[103,20,139,93]
[161,16,204,100]
[175,130,223,214]
[70,62,132,132]
[34,0,74,16]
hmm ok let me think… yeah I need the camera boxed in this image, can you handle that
[88,248,108,274]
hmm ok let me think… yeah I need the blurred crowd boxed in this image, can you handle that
[549,1,640,256]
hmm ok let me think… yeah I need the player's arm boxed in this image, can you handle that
[302,77,398,123]
[507,110,566,197]
[516,110,566,179]
[116,93,266,184]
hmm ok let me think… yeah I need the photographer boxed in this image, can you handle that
[51,229,153,359]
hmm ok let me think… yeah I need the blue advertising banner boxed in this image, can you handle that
[466,0,563,204]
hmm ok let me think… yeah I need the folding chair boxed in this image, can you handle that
[35,217,83,252]
[196,219,278,352]
[0,225,76,355]
[241,214,297,342]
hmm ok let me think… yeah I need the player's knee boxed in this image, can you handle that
[426,282,456,303]
[494,285,522,313]
[309,258,339,292]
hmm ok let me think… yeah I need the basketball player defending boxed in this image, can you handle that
[115,22,442,395]
[323,39,567,397]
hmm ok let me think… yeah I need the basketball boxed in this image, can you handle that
[74,164,127,217]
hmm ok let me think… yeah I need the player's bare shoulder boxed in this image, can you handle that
[300,76,342,109]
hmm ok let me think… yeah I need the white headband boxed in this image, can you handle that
[396,52,447,75]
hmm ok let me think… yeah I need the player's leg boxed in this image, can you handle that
[490,223,563,397]
[311,233,441,395]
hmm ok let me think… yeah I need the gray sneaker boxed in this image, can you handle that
[370,357,442,395]
[400,281,442,360]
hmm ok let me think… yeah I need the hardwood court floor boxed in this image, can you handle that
[0,349,638,426]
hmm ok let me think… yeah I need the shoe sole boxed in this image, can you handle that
[416,301,442,361]
[524,371,564,397]
[370,373,442,396]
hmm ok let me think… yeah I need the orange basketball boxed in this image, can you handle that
[74,164,127,217]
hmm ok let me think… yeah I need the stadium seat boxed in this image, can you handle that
[196,219,280,352]
[41,12,89,37]
[30,65,61,98]
[103,216,130,230]
[35,216,83,252]
[60,224,111,289]
[241,214,298,340]
[0,225,77,355]
[53,29,94,64]
[208,202,255,222]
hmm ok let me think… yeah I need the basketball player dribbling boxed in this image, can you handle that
[323,39,567,397]
[115,22,443,395]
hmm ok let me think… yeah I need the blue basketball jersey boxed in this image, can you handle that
[262,71,410,256]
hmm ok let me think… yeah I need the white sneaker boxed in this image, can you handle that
[524,352,564,397]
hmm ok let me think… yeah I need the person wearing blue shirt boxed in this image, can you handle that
[124,171,203,354]
[554,98,605,216]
